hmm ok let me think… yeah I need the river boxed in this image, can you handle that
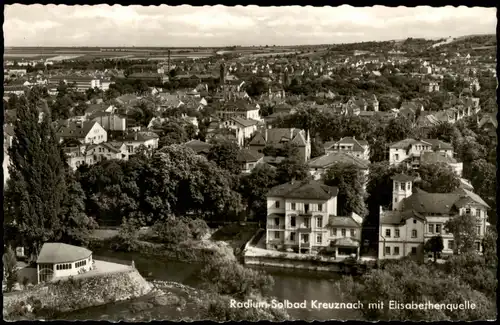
[60,251,363,321]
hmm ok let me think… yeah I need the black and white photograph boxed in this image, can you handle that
[2,3,498,322]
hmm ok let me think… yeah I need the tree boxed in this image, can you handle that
[445,213,478,255]
[424,235,444,262]
[239,164,278,221]
[427,122,461,145]
[245,77,268,98]
[468,159,496,223]
[207,139,241,175]
[3,246,18,292]
[323,163,368,216]
[385,116,414,143]
[416,163,461,193]
[3,96,85,260]
[275,156,309,185]
[482,228,497,267]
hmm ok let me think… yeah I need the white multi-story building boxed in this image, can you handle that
[389,138,454,166]
[266,179,363,258]
[323,137,370,160]
[378,174,490,261]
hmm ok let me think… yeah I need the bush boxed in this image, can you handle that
[187,218,210,240]
[198,258,274,300]
[111,218,140,252]
[152,217,192,245]
[3,246,18,292]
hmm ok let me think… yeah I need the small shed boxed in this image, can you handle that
[36,243,93,284]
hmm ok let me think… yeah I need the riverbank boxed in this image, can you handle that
[3,268,152,320]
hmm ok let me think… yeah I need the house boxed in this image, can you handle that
[216,100,262,121]
[389,138,454,166]
[184,139,212,155]
[237,149,264,173]
[478,113,497,137]
[420,80,440,92]
[63,146,95,170]
[399,101,424,122]
[307,152,370,184]
[56,121,107,145]
[323,137,370,160]
[249,128,311,163]
[120,131,160,155]
[37,243,93,283]
[419,152,463,176]
[378,174,490,261]
[91,112,127,132]
[86,142,128,162]
[221,117,259,147]
[366,94,379,112]
[48,76,103,92]
[265,179,362,257]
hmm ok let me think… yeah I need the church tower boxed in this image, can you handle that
[390,174,415,211]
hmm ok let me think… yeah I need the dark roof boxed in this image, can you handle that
[420,151,458,164]
[123,131,159,142]
[391,173,415,182]
[37,243,92,264]
[308,152,369,169]
[230,117,259,127]
[184,139,212,154]
[401,192,460,214]
[57,121,100,139]
[380,209,426,225]
[389,138,453,150]
[237,149,264,163]
[249,128,304,147]
[327,215,361,228]
[267,179,338,200]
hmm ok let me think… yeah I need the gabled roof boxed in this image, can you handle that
[420,151,458,164]
[37,243,92,264]
[453,188,490,208]
[237,149,264,163]
[326,137,368,152]
[327,215,361,228]
[57,121,101,139]
[230,117,259,128]
[380,209,426,225]
[122,131,159,142]
[267,179,338,200]
[184,139,212,154]
[308,152,369,169]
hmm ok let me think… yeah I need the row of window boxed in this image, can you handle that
[385,246,417,256]
[274,201,323,212]
[464,208,482,217]
[394,181,411,191]
[330,228,356,237]
[274,216,322,228]
[385,228,418,238]
[274,231,323,244]
[75,260,87,268]
[56,263,72,270]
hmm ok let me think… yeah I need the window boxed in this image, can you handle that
[304,218,310,228]
[330,228,337,236]
[350,229,355,237]
[316,234,322,244]
[413,220,417,224]
[476,209,481,217]
[291,203,296,210]
[318,204,323,212]
[290,216,296,227]
[448,240,454,250]
[274,231,280,239]
[411,230,417,238]
[394,247,400,255]
[400,183,405,191]
[385,246,391,255]
[394,182,398,190]
[475,242,481,252]
[394,229,400,238]
[395,154,399,161]
[316,217,323,228]
[465,207,471,214]
[476,226,481,236]
[428,224,434,233]
[275,201,280,209]
[406,182,410,190]
[411,247,417,255]
[275,218,280,226]
[435,224,441,234]
[290,232,296,241]
[385,229,391,237]
[341,229,346,237]
[304,204,310,213]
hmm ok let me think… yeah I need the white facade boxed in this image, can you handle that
[92,115,127,132]
[84,123,108,144]
[389,140,453,166]
[37,255,93,283]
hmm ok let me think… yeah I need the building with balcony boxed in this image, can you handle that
[265,179,363,258]
[378,173,490,261]
[389,138,454,166]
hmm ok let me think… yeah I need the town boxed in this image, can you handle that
[2,4,497,323]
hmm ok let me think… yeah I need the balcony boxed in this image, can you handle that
[298,210,313,216]
[268,224,285,230]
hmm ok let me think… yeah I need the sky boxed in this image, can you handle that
[3,5,497,47]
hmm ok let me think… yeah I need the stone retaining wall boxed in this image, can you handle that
[3,268,152,319]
